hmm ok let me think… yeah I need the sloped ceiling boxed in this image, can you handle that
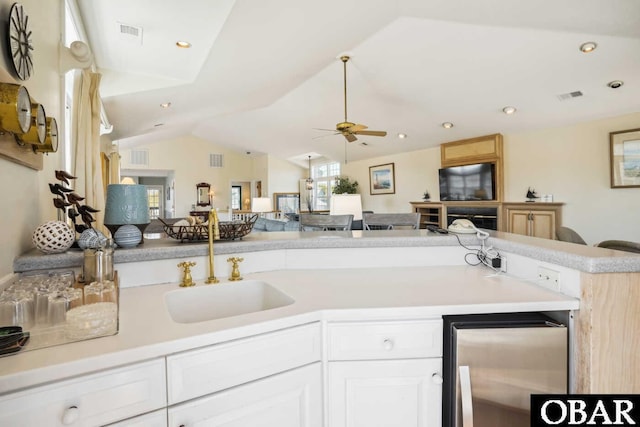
[77,0,640,166]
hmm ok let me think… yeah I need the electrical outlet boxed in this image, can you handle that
[538,267,560,290]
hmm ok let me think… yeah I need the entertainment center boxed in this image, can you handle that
[412,133,563,240]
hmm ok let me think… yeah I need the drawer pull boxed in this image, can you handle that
[431,373,443,384]
[382,338,394,351]
[61,406,79,425]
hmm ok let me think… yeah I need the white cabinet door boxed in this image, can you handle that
[168,362,322,427]
[328,359,442,427]
[106,409,167,426]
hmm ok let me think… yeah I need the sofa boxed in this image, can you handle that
[251,217,300,232]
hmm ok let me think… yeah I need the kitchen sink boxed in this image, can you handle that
[164,280,294,323]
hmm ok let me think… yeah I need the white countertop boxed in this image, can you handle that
[0,265,578,394]
[14,230,640,274]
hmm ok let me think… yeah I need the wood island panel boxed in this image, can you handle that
[574,272,640,393]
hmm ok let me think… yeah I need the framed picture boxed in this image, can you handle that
[369,162,395,195]
[610,128,640,188]
[273,192,300,213]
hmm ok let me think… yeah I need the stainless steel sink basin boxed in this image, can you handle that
[164,280,294,323]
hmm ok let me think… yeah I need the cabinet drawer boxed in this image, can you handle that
[0,358,166,427]
[167,322,321,404]
[327,319,442,360]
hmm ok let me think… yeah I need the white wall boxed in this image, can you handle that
[343,112,640,245]
[0,0,63,278]
[120,135,257,217]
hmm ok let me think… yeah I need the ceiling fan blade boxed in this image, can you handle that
[312,132,340,140]
[355,130,387,137]
[348,124,368,132]
[313,128,339,132]
[344,133,357,143]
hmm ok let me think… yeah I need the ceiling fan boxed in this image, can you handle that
[315,55,387,143]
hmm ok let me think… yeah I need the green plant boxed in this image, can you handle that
[333,176,359,194]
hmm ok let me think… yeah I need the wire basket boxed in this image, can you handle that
[159,215,258,242]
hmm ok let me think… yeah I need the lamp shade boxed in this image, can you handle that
[252,197,272,213]
[104,184,150,225]
[330,194,362,221]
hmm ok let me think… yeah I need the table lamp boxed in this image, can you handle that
[330,194,362,221]
[104,184,150,247]
[252,197,272,217]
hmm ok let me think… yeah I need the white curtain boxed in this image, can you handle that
[73,70,105,233]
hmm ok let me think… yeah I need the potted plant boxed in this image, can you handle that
[423,190,430,201]
[333,176,359,194]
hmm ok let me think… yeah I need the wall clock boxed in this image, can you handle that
[7,2,34,81]
[16,102,46,146]
[34,116,58,153]
[0,82,32,134]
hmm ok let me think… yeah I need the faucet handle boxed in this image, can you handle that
[177,261,196,287]
[227,257,244,281]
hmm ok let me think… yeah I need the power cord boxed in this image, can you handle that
[451,232,503,272]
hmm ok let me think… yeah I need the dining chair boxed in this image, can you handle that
[596,240,640,254]
[299,214,353,231]
[363,213,421,230]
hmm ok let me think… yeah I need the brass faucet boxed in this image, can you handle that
[227,257,244,281]
[177,261,196,287]
[205,208,220,284]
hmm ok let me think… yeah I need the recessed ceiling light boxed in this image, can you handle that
[607,80,624,89]
[176,41,191,48]
[579,42,597,53]
[397,133,407,139]
[502,106,517,115]
[442,122,454,129]
[160,102,171,108]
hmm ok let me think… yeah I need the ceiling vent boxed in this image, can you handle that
[129,149,149,166]
[210,153,224,168]
[117,22,143,44]
[557,91,583,101]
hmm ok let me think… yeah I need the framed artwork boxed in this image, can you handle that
[369,162,395,195]
[610,128,640,188]
[273,192,300,213]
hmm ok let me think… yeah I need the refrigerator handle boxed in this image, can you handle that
[459,365,474,427]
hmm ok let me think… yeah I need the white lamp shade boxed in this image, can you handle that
[330,194,362,221]
[252,197,273,213]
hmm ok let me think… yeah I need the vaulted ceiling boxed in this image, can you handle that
[77,0,640,166]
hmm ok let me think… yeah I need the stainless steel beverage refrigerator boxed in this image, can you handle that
[442,313,568,427]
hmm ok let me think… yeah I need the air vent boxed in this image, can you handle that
[117,22,143,44]
[210,153,224,168]
[557,91,583,101]
[130,149,149,166]
[359,142,369,146]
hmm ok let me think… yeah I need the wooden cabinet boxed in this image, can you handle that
[168,363,322,427]
[503,203,563,239]
[326,319,443,427]
[410,202,443,228]
[0,358,166,427]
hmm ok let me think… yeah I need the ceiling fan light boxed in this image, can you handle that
[579,42,597,53]
[442,122,454,129]
[397,133,407,139]
[176,40,191,48]
[160,102,171,108]
[502,106,517,115]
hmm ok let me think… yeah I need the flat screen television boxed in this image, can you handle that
[438,162,496,201]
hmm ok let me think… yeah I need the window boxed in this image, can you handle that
[146,186,163,219]
[231,186,241,210]
[311,161,340,211]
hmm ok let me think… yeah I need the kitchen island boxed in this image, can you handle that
[2,230,639,426]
